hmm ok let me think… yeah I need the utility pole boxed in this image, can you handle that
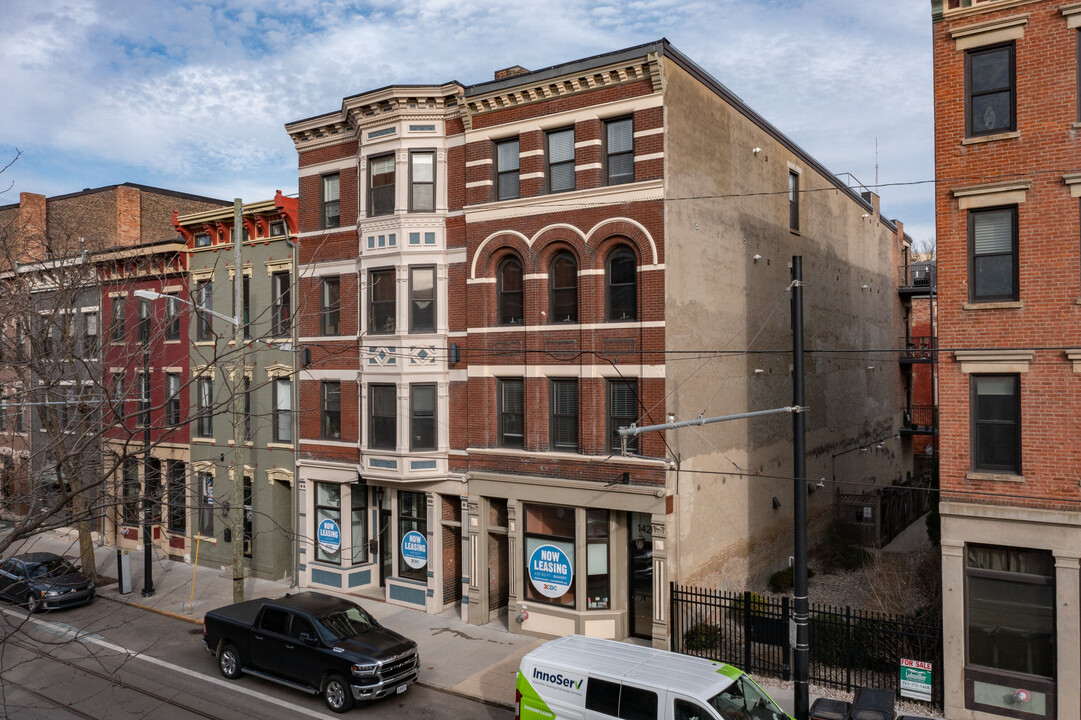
[231,198,245,603]
[141,325,155,598]
[791,256,809,720]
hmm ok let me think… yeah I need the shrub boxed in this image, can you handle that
[683,623,722,654]
[768,565,815,594]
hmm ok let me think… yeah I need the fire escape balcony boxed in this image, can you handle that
[899,336,936,364]
[901,405,937,436]
[898,263,936,299]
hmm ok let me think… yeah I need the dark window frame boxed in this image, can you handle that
[965,42,1016,138]
[497,256,524,326]
[164,294,180,341]
[409,383,436,451]
[494,137,520,200]
[789,171,800,232]
[195,280,213,342]
[523,503,576,608]
[603,116,634,186]
[320,276,341,336]
[321,381,341,440]
[606,247,638,322]
[546,127,575,194]
[368,153,395,217]
[166,372,181,426]
[166,460,186,534]
[314,482,341,565]
[83,311,99,356]
[549,379,578,452]
[111,297,126,343]
[368,383,396,450]
[409,266,436,333]
[409,150,435,213]
[368,267,396,334]
[397,490,427,582]
[271,271,291,337]
[322,173,341,229]
[607,379,639,453]
[970,374,1021,475]
[499,378,524,448]
[122,458,140,526]
[137,298,151,344]
[196,376,213,438]
[967,205,1019,302]
[273,377,292,443]
[549,251,578,323]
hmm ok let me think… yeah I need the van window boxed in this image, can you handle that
[620,685,658,720]
[675,699,713,720]
[585,678,658,720]
[586,678,621,715]
[709,675,786,720]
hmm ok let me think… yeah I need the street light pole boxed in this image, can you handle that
[141,327,155,597]
[230,198,246,604]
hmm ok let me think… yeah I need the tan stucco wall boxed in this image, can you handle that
[661,59,910,589]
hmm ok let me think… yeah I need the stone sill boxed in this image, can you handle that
[967,471,1025,483]
[961,131,1020,145]
[962,300,1023,310]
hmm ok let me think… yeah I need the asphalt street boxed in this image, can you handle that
[0,597,511,719]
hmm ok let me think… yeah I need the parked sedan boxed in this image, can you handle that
[0,552,96,612]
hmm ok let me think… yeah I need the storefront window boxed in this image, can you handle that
[524,504,576,608]
[351,484,369,564]
[586,509,610,610]
[315,483,342,565]
[398,491,427,582]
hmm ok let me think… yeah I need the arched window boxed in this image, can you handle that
[549,252,577,323]
[498,257,523,325]
[606,247,637,321]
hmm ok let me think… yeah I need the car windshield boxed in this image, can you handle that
[28,557,76,579]
[316,605,379,641]
[708,675,787,720]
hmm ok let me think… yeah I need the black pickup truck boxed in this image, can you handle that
[202,591,419,712]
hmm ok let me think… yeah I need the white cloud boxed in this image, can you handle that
[0,0,934,239]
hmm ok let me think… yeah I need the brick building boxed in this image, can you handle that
[287,41,911,645]
[931,1,1081,718]
[0,184,227,530]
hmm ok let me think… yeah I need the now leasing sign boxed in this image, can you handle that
[900,658,933,702]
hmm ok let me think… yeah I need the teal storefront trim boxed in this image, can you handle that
[389,582,426,606]
[312,568,342,588]
[348,569,371,588]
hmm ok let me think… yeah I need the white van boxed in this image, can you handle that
[516,635,792,720]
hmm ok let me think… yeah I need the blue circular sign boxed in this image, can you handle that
[317,518,341,554]
[401,531,427,569]
[528,544,573,598]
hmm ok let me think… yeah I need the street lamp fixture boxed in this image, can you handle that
[133,289,240,328]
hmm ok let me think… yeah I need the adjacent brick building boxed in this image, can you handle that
[931,1,1081,718]
[287,41,911,645]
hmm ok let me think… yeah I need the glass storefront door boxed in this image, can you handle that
[628,512,653,639]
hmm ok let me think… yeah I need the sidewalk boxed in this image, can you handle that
[14,528,841,716]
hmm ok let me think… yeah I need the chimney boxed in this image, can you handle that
[17,192,47,263]
[116,185,141,247]
[860,190,880,219]
[494,65,530,81]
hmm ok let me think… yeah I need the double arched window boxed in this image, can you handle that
[549,252,577,323]
[606,247,637,321]
[498,256,523,325]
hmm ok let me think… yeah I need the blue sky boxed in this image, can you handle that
[0,0,935,244]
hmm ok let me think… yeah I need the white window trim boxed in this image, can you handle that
[951,14,1028,51]
[954,349,1034,374]
[952,180,1031,209]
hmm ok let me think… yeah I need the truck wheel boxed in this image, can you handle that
[324,674,354,713]
[218,643,242,680]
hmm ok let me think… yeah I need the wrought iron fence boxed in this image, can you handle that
[671,585,944,709]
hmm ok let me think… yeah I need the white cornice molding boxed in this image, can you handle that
[953,349,1034,373]
[951,13,1028,50]
[952,179,1031,209]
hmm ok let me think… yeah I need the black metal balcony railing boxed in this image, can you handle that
[903,405,936,432]
[897,264,936,289]
[900,336,936,361]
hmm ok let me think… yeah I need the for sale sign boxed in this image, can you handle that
[900,658,933,702]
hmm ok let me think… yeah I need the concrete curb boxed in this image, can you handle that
[100,594,204,625]
[415,680,515,711]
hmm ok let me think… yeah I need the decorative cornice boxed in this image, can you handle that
[1066,350,1081,373]
[953,349,1034,373]
[462,55,661,132]
[1065,173,1081,198]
